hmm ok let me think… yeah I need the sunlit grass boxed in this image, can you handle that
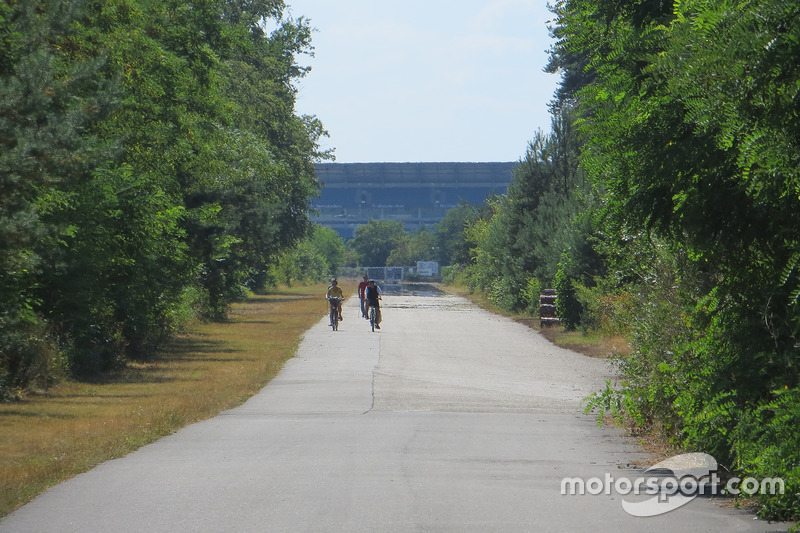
[0,282,350,517]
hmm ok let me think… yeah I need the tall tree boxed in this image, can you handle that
[1,0,117,382]
[434,201,489,266]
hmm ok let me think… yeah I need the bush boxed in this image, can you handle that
[521,277,542,315]
[575,283,634,336]
[554,266,582,329]
[441,265,457,285]
[0,315,68,398]
[488,276,526,312]
[733,387,800,521]
[270,240,331,287]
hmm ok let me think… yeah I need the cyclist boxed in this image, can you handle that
[364,279,382,329]
[357,274,370,318]
[326,279,344,324]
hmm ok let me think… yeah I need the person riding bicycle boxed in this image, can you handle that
[326,279,344,323]
[364,279,382,329]
[357,274,369,318]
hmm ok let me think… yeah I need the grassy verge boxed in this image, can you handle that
[442,283,630,359]
[0,282,348,518]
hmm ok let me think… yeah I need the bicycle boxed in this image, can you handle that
[328,297,342,331]
[369,305,376,332]
[367,302,381,332]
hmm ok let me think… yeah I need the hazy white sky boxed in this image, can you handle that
[287,1,560,163]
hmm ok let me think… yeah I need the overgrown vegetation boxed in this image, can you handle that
[268,224,345,286]
[442,0,800,520]
[1,0,331,395]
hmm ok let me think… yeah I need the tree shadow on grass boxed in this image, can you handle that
[229,319,275,325]
[0,410,77,419]
[248,296,308,304]
[75,336,243,387]
[157,337,240,358]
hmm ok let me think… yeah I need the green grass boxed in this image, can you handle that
[0,282,350,518]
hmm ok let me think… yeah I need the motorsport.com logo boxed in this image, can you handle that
[561,452,784,517]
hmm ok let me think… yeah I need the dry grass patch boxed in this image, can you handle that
[0,283,340,517]
[538,328,632,359]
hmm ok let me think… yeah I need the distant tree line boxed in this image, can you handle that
[442,0,800,520]
[1,0,329,393]
[321,204,489,272]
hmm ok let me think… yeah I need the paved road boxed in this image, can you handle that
[1,291,790,532]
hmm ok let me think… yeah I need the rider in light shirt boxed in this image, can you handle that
[326,279,344,322]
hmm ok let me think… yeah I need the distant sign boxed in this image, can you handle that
[416,261,439,277]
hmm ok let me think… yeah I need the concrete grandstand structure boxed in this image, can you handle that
[311,162,516,239]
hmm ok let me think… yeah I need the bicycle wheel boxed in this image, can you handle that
[369,307,375,332]
[330,306,338,331]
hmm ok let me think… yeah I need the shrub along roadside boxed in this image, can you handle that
[0,283,344,518]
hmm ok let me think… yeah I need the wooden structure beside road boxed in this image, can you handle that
[539,289,560,328]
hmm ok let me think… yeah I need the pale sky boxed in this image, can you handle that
[287,1,560,163]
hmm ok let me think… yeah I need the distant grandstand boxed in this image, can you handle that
[311,162,516,239]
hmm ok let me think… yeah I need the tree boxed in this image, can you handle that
[1,0,328,389]
[309,225,345,275]
[435,202,489,266]
[551,0,800,518]
[1,0,119,382]
[462,108,598,312]
[349,219,407,266]
[387,227,436,266]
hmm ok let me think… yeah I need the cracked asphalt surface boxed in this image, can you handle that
[1,290,790,532]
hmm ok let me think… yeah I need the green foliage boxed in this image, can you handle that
[584,379,645,429]
[346,220,446,269]
[455,108,602,314]
[520,277,542,315]
[462,211,500,293]
[550,0,800,519]
[1,0,118,380]
[440,265,469,286]
[0,316,67,399]
[44,163,192,370]
[270,241,327,287]
[484,276,523,312]
[269,224,345,286]
[349,219,408,266]
[554,266,581,330]
[309,225,345,275]
[387,227,436,267]
[733,387,800,520]
[1,0,326,387]
[435,201,490,266]
[574,282,633,337]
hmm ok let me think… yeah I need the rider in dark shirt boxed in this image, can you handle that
[364,280,382,329]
